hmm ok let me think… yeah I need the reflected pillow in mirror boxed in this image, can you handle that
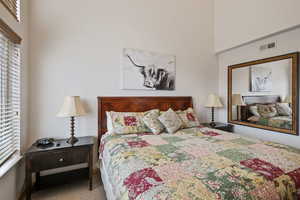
[248,116,260,122]
[276,103,292,116]
[249,106,260,117]
[257,104,277,118]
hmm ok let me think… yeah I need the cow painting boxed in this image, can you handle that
[122,49,175,90]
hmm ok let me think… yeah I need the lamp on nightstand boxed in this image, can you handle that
[205,94,223,127]
[232,94,245,121]
[57,96,87,145]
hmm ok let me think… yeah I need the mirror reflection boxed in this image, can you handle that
[229,54,298,135]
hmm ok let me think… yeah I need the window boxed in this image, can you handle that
[0,0,20,21]
[0,18,21,167]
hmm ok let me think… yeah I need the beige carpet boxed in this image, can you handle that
[31,172,107,200]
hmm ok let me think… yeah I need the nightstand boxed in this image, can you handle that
[25,136,94,200]
[201,122,234,133]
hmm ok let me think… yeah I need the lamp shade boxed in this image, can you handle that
[57,96,87,117]
[283,96,292,103]
[232,94,245,106]
[205,94,223,108]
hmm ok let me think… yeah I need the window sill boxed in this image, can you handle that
[0,153,22,178]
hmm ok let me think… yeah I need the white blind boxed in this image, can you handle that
[0,0,20,21]
[0,31,20,166]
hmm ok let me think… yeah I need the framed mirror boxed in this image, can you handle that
[228,52,299,135]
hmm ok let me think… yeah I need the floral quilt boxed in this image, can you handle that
[257,116,292,130]
[100,127,300,200]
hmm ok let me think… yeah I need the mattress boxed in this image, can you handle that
[100,126,300,200]
[100,160,116,200]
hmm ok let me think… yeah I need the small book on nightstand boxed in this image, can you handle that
[201,122,234,133]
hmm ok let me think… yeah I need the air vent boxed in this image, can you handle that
[260,42,276,51]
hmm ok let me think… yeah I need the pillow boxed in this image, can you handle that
[158,108,183,133]
[249,106,260,117]
[176,108,200,128]
[276,103,292,116]
[106,111,114,133]
[107,111,150,134]
[257,104,277,118]
[143,109,165,134]
[248,116,260,122]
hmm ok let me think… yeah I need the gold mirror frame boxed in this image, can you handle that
[228,52,299,135]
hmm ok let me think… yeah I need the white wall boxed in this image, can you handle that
[215,0,300,52]
[28,0,217,145]
[0,0,29,199]
[218,26,300,148]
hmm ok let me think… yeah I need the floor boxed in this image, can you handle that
[30,172,107,200]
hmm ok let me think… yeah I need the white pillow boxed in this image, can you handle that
[276,103,292,116]
[158,108,183,133]
[106,111,114,133]
[249,106,260,117]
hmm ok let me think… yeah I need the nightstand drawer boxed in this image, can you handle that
[30,147,89,171]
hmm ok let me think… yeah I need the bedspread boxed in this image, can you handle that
[100,127,300,200]
[257,116,292,130]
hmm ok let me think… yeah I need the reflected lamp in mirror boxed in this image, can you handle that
[284,96,292,104]
[205,94,223,127]
[232,94,245,121]
[57,96,87,145]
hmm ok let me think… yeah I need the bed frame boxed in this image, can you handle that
[97,96,193,145]
[240,95,281,121]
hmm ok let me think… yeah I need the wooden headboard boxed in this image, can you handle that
[240,95,281,121]
[97,96,193,142]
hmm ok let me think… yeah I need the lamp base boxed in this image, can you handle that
[210,122,216,127]
[67,116,78,145]
[67,136,78,145]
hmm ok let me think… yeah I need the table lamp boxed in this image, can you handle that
[205,94,223,127]
[57,96,87,145]
[284,96,292,103]
[232,94,245,120]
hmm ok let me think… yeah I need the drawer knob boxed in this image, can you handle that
[59,158,64,162]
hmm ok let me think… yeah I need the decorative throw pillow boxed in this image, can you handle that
[276,103,292,116]
[257,104,277,118]
[107,111,150,134]
[158,108,183,133]
[143,109,165,134]
[249,106,260,117]
[176,108,200,128]
[248,116,260,122]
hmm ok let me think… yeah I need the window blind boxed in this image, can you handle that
[0,30,20,166]
[0,0,20,21]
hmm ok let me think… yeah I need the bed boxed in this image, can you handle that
[240,95,292,130]
[98,96,300,200]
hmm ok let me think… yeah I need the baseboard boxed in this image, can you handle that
[18,182,26,200]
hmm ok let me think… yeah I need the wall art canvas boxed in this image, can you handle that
[121,48,176,90]
[250,65,272,92]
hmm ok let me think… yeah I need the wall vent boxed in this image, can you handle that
[260,42,276,51]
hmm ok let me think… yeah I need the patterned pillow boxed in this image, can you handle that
[176,108,200,128]
[107,111,150,134]
[257,104,277,118]
[276,103,292,116]
[143,109,165,134]
[158,108,183,133]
